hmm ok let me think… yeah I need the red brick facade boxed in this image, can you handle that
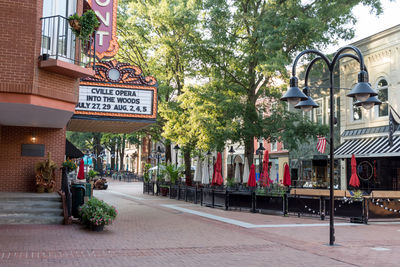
[0,126,65,192]
[0,1,84,191]
[0,0,80,104]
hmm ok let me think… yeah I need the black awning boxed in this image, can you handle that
[66,139,84,158]
[334,135,400,158]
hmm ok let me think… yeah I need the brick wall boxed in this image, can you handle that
[0,0,79,104]
[0,126,65,192]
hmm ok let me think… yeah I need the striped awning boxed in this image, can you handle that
[335,135,400,158]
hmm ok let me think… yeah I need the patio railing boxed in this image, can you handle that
[143,182,372,223]
[40,15,96,68]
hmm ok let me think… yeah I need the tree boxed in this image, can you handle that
[195,0,383,163]
[117,0,204,182]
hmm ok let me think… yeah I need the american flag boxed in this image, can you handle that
[316,136,327,153]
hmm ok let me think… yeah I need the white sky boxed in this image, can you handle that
[326,0,400,53]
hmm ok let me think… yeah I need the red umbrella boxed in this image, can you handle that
[77,159,85,180]
[248,164,257,187]
[212,152,223,186]
[349,154,360,188]
[262,150,273,187]
[283,163,291,186]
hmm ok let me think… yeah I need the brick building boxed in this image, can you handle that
[0,0,94,191]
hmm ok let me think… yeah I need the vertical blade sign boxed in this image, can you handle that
[88,0,119,59]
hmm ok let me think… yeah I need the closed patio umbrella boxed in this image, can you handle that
[283,163,291,186]
[349,154,360,188]
[77,159,85,180]
[248,164,256,187]
[262,150,273,187]
[212,152,223,186]
[201,161,209,185]
[243,157,249,184]
[194,158,202,182]
[234,162,240,183]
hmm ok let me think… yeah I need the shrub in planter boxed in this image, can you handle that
[143,163,152,183]
[79,197,117,231]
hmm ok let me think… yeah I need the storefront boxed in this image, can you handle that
[335,129,400,191]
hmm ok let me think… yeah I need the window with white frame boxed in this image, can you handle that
[271,141,278,151]
[315,99,323,124]
[376,78,389,117]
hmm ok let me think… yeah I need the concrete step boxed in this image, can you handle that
[0,206,63,216]
[0,192,64,225]
[0,201,63,209]
[0,214,64,225]
[0,192,61,202]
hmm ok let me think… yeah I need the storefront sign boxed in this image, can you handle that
[76,85,154,116]
[88,0,119,59]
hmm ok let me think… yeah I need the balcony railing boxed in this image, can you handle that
[40,15,95,68]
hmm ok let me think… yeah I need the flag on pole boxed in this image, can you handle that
[316,136,327,153]
[388,107,400,147]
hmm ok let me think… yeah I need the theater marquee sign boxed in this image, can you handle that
[68,60,158,133]
[76,86,153,116]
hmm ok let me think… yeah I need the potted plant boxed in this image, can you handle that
[162,163,183,185]
[143,163,151,183]
[79,197,117,231]
[35,152,57,193]
[68,10,99,41]
[87,169,99,192]
[62,159,77,173]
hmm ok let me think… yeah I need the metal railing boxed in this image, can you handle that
[40,15,95,68]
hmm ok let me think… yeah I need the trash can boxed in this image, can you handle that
[71,184,86,218]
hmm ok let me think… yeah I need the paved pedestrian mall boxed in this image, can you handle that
[1,181,400,266]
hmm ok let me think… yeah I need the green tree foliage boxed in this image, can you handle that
[118,0,384,170]
[194,0,383,163]
[118,0,204,182]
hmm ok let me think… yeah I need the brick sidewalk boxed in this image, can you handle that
[1,181,400,266]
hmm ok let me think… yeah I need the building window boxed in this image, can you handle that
[271,141,278,151]
[376,78,389,117]
[315,99,323,124]
[41,0,77,62]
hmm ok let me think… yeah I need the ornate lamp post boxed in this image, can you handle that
[255,141,265,183]
[174,144,180,168]
[280,45,381,246]
[228,146,235,177]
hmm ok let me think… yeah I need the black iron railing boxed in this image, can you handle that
[40,15,96,68]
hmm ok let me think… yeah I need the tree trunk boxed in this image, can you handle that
[111,145,116,171]
[165,140,172,164]
[244,78,257,167]
[119,134,126,171]
[93,134,102,173]
[184,148,192,186]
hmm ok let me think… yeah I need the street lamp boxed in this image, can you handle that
[174,144,180,168]
[280,46,381,246]
[156,146,163,180]
[255,142,265,183]
[228,146,235,178]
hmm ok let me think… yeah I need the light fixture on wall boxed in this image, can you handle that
[31,133,36,143]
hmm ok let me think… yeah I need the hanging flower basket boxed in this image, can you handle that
[68,19,81,32]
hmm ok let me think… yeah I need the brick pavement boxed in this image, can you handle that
[1,180,400,266]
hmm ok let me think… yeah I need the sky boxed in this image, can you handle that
[326,0,400,53]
